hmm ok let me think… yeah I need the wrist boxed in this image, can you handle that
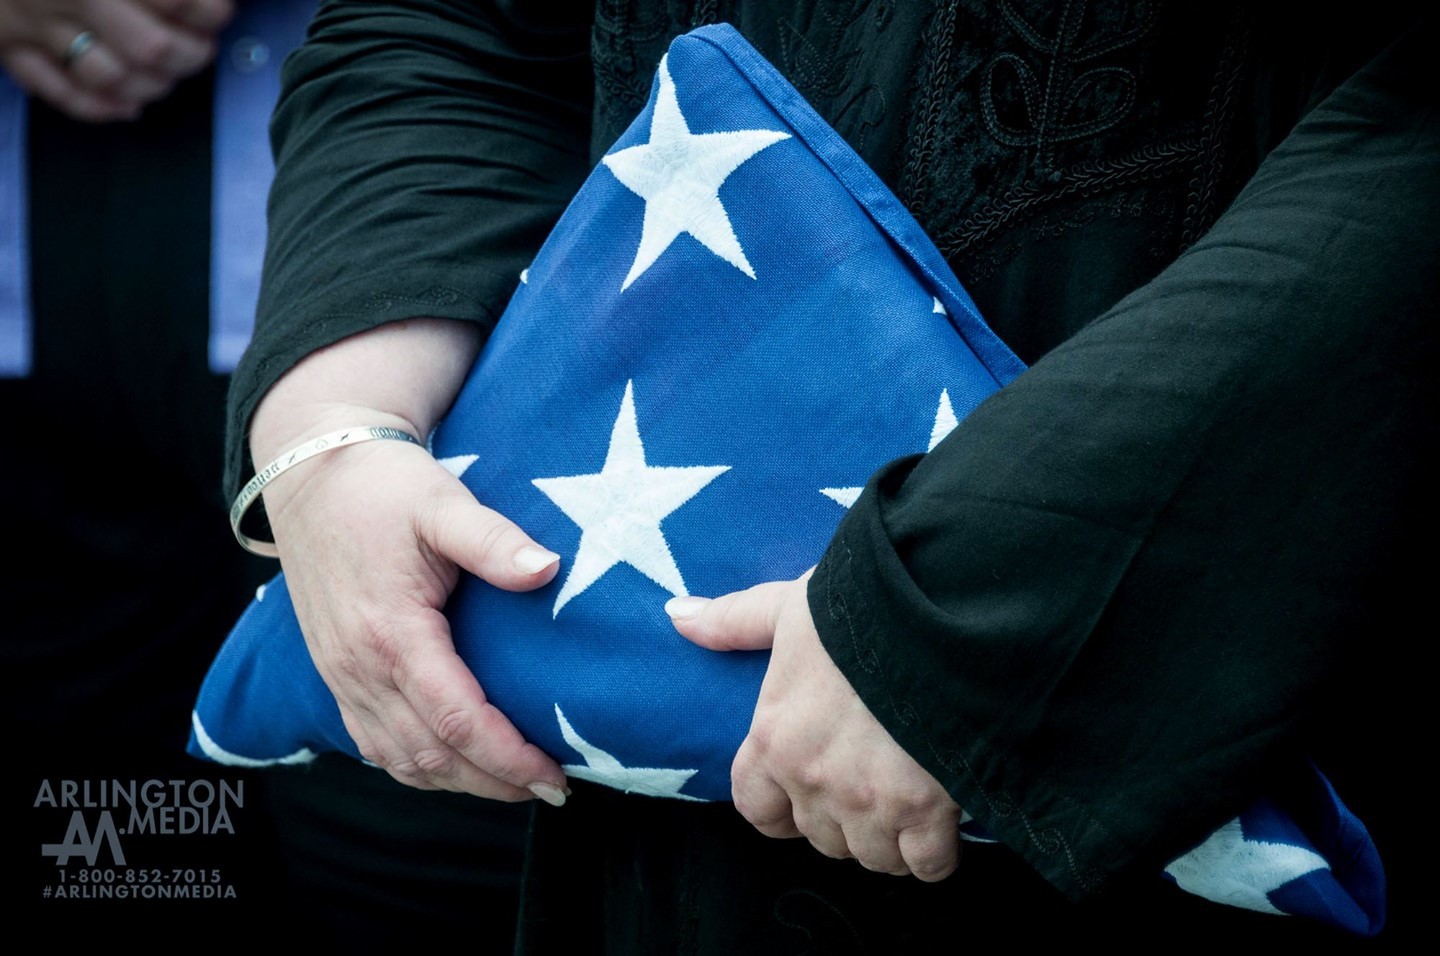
[233,423,426,558]
[248,318,482,464]
[249,403,425,472]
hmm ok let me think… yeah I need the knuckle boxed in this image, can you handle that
[901,830,960,882]
[806,837,850,861]
[430,706,476,752]
[385,755,422,778]
[910,854,959,883]
[368,624,407,674]
[410,746,455,778]
[883,785,954,831]
[740,724,774,762]
[836,782,878,816]
[473,514,514,565]
[732,738,764,775]
[733,792,793,835]
[734,792,782,830]
[856,857,908,876]
[788,806,819,837]
[790,761,827,795]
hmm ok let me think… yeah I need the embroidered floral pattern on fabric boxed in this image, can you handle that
[978,0,1154,159]
[899,1,1250,267]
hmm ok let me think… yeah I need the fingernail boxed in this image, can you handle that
[529,782,568,807]
[514,546,560,575]
[665,596,710,620]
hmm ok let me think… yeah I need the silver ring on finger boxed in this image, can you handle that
[62,30,99,70]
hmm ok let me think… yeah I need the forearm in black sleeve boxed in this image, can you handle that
[224,0,594,496]
[810,16,1437,899]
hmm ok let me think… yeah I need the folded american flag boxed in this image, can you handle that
[189,23,1384,935]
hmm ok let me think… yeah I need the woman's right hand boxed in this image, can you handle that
[248,318,571,805]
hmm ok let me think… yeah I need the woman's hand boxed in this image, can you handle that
[668,573,962,879]
[249,318,571,805]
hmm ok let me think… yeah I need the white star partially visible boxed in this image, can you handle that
[533,380,729,616]
[555,705,701,801]
[928,387,959,450]
[1164,817,1329,915]
[818,486,865,509]
[821,389,959,508]
[957,809,999,844]
[436,454,479,479]
[601,54,790,290]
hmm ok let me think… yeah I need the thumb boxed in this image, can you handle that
[423,483,561,592]
[665,580,795,651]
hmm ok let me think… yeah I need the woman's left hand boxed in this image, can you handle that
[666,572,963,881]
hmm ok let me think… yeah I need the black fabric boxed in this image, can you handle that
[812,10,1436,916]
[223,0,1434,948]
[518,781,1384,951]
[257,754,527,948]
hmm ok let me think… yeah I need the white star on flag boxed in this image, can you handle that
[533,380,730,616]
[437,454,479,479]
[601,54,791,290]
[555,705,701,800]
[928,387,959,450]
[821,389,959,508]
[1164,818,1330,915]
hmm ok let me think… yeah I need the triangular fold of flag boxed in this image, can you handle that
[189,23,1383,935]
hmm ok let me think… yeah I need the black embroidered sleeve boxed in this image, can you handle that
[811,13,1438,901]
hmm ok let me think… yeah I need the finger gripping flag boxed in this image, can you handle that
[189,24,1383,936]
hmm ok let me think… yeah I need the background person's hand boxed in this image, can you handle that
[0,0,232,122]
[249,318,571,805]
[668,573,963,881]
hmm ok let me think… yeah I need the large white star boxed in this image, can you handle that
[1164,817,1329,915]
[601,54,790,290]
[821,389,959,508]
[533,380,730,616]
[555,705,701,801]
